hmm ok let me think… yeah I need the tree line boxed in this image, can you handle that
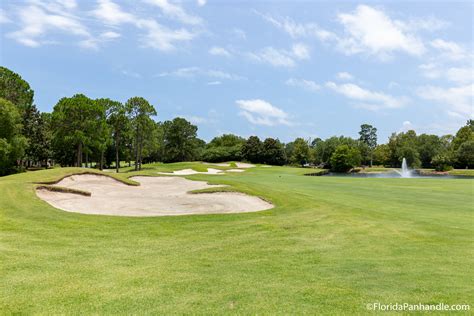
[0,66,472,176]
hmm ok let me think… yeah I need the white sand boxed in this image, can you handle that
[36,174,273,217]
[226,169,245,172]
[158,168,223,175]
[234,162,255,168]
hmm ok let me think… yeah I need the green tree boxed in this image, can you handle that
[262,138,286,165]
[107,100,129,172]
[203,134,246,162]
[291,138,310,166]
[417,134,443,168]
[373,144,391,166]
[452,121,474,151]
[0,67,34,112]
[22,105,51,167]
[0,98,27,175]
[431,153,453,171]
[330,144,361,172]
[51,94,100,167]
[241,136,263,163]
[162,117,199,162]
[358,124,377,166]
[125,97,157,170]
[455,140,474,169]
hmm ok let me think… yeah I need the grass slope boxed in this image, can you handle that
[1,164,473,314]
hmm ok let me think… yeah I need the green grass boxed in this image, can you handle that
[418,168,474,176]
[1,163,473,314]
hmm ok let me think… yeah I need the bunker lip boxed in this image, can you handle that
[36,174,273,217]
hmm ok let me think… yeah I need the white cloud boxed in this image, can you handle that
[136,18,195,51]
[144,0,203,25]
[430,39,469,61]
[247,47,296,68]
[291,43,310,60]
[257,12,336,41]
[91,0,134,25]
[446,68,473,84]
[7,3,91,47]
[207,81,222,85]
[179,115,207,124]
[209,46,231,57]
[197,0,207,6]
[419,63,473,84]
[100,31,121,40]
[402,16,449,32]
[285,78,321,92]
[337,5,425,59]
[157,67,244,80]
[326,81,408,110]
[399,120,414,132]
[236,99,291,126]
[232,28,246,40]
[417,84,473,118]
[336,72,353,80]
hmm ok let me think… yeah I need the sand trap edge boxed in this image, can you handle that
[33,171,140,186]
[36,185,91,196]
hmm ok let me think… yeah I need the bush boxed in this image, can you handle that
[201,146,242,162]
[330,145,361,172]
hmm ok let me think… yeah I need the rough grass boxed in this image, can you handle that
[1,163,473,314]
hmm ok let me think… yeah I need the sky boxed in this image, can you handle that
[0,0,473,143]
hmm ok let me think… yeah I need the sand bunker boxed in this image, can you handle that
[226,169,245,172]
[158,168,223,175]
[36,174,273,216]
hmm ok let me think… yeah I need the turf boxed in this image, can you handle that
[1,163,473,314]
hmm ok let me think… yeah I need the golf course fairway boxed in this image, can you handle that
[1,164,473,314]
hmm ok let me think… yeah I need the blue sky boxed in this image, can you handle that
[0,0,472,143]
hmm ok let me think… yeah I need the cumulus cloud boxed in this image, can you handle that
[209,46,231,57]
[285,78,321,92]
[236,99,291,126]
[197,0,207,6]
[430,39,469,61]
[326,81,409,110]
[291,43,310,60]
[417,84,473,118]
[91,0,134,25]
[336,5,425,59]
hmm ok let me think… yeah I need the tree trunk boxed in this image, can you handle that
[134,126,139,171]
[77,143,82,167]
[139,137,143,171]
[115,134,120,173]
[100,150,104,170]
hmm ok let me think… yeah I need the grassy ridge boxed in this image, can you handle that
[1,164,473,314]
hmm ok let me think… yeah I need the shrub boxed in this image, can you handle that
[431,153,453,171]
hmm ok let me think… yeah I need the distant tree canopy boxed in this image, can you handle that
[202,134,245,162]
[1,65,473,176]
[0,98,27,176]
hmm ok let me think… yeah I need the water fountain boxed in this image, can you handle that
[396,158,412,178]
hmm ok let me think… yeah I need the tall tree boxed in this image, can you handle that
[291,138,310,167]
[22,105,51,167]
[51,94,100,167]
[0,98,27,175]
[125,97,157,170]
[162,117,199,162]
[0,67,34,112]
[107,100,129,172]
[241,136,263,163]
[358,124,377,167]
[262,138,286,165]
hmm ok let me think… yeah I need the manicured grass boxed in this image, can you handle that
[1,163,473,314]
[418,168,474,176]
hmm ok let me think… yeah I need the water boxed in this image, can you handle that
[395,158,412,178]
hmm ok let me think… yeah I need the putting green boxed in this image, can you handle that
[1,164,473,314]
